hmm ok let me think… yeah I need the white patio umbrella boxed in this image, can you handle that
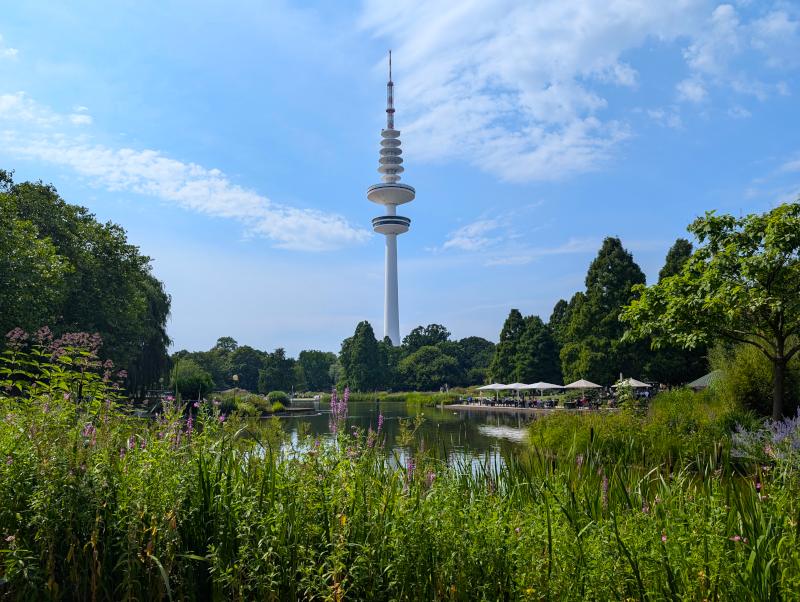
[564,379,603,389]
[612,377,650,388]
[523,381,564,391]
[476,383,507,402]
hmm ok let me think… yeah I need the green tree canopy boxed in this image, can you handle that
[398,345,461,391]
[297,350,337,391]
[644,238,707,385]
[340,321,383,391]
[0,171,171,397]
[489,309,525,382]
[623,203,800,418]
[230,345,265,392]
[658,238,693,282]
[171,358,213,400]
[259,348,295,394]
[559,237,647,385]
[515,316,562,384]
[402,324,451,354]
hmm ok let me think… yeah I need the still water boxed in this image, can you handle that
[277,401,536,466]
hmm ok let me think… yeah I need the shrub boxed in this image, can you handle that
[267,390,290,406]
[271,401,285,413]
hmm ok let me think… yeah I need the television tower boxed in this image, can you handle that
[368,51,415,345]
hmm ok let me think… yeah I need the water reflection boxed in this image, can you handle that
[275,401,536,468]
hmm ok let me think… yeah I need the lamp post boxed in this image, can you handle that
[232,374,239,408]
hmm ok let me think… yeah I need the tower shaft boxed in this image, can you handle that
[384,234,400,344]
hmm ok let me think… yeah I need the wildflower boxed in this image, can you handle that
[128,435,136,449]
[5,535,15,542]
[730,535,742,542]
[119,448,126,459]
[642,499,650,514]
[218,414,226,423]
[212,399,220,407]
[661,531,667,543]
[5,327,29,349]
[5,456,11,466]
[514,527,521,534]
[193,401,200,408]
[406,456,415,481]
[377,413,384,432]
[82,423,97,447]
[34,326,53,344]
[186,414,194,437]
[426,470,436,488]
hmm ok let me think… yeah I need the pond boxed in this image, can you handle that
[277,400,537,466]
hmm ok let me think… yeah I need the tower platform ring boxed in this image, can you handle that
[367,183,416,205]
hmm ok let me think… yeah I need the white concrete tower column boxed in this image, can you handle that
[384,233,399,344]
[367,51,415,345]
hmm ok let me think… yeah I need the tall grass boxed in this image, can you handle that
[1,347,799,600]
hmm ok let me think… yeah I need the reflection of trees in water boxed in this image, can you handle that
[278,402,535,460]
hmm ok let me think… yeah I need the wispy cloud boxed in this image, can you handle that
[360,1,800,183]
[0,34,17,59]
[0,92,369,252]
[484,238,600,267]
[442,217,505,252]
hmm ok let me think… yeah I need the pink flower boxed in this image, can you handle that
[730,535,742,542]
[661,532,667,543]
[193,401,200,408]
[218,414,226,423]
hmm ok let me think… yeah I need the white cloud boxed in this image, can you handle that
[647,107,683,129]
[442,218,504,251]
[485,237,600,266]
[0,92,370,252]
[69,113,93,125]
[752,10,800,69]
[360,2,800,181]
[0,34,18,59]
[676,78,708,103]
[727,105,751,118]
[360,1,716,182]
[683,4,742,76]
[780,157,800,173]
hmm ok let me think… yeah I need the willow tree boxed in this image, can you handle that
[622,203,800,418]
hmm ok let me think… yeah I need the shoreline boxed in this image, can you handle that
[446,404,617,415]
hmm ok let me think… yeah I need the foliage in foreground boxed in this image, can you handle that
[2,349,800,600]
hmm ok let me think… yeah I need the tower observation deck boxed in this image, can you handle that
[368,51,415,345]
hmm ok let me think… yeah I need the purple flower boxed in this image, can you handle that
[406,456,415,481]
[377,413,384,432]
[186,414,194,437]
[730,535,742,542]
[127,435,136,450]
[514,527,521,534]
[426,470,436,487]
[5,456,12,466]
[218,414,226,423]
[661,532,667,543]
[193,401,200,408]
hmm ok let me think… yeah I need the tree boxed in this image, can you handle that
[0,202,68,335]
[515,316,562,384]
[489,309,525,382]
[398,345,461,391]
[559,238,647,385]
[259,348,295,393]
[454,336,495,386]
[402,324,451,354]
[230,345,265,392]
[340,321,383,391]
[1,173,172,395]
[297,350,337,391]
[213,336,239,354]
[623,203,800,418]
[643,238,707,385]
[171,358,213,400]
[658,238,693,282]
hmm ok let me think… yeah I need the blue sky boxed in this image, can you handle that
[2,1,799,355]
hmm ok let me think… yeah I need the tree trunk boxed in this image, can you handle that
[772,359,785,420]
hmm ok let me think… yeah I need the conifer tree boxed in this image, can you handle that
[489,309,525,382]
